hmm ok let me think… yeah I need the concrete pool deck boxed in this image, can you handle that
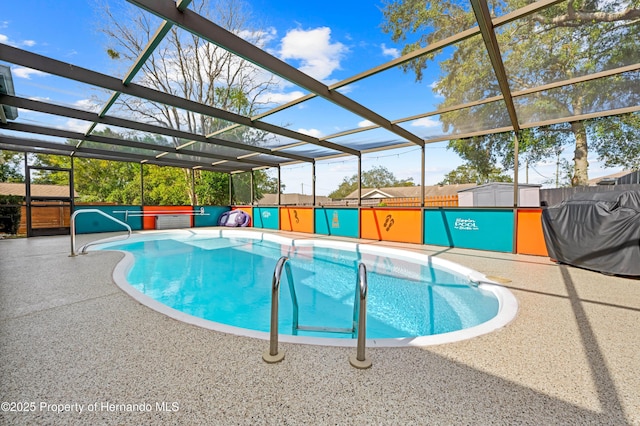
[1,230,639,425]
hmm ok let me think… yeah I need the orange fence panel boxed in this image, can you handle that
[516,208,549,256]
[360,208,422,244]
[279,207,313,233]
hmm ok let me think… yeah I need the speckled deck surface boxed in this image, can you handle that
[1,230,638,425]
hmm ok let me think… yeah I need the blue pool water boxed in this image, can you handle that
[94,230,512,343]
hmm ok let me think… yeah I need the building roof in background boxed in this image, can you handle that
[588,170,639,186]
[257,193,331,205]
[343,184,477,199]
[0,182,78,198]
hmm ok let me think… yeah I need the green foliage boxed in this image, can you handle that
[328,165,414,199]
[382,0,640,185]
[446,127,566,178]
[0,195,22,234]
[588,112,640,170]
[196,171,230,205]
[30,128,281,205]
[33,154,142,204]
[143,165,190,205]
[230,171,279,204]
[1,151,25,183]
[95,0,281,204]
[106,48,120,59]
[439,164,512,185]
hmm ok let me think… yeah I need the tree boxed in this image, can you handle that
[229,171,281,204]
[196,171,231,206]
[588,112,640,170]
[100,0,279,203]
[143,164,191,205]
[382,0,640,185]
[32,128,278,205]
[0,151,25,183]
[32,129,153,204]
[445,128,564,182]
[33,155,141,204]
[329,165,414,199]
[439,164,512,185]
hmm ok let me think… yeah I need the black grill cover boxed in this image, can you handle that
[541,190,640,276]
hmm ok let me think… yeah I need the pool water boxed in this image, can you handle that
[95,231,505,341]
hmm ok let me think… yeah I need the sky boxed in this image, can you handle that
[0,0,623,196]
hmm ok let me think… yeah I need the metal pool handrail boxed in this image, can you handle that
[262,256,294,363]
[70,209,132,256]
[349,263,372,369]
[263,257,372,368]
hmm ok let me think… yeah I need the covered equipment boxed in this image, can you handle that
[541,190,640,276]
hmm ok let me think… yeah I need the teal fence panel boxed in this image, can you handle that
[252,207,279,229]
[194,206,230,227]
[423,208,514,252]
[73,205,143,234]
[315,208,359,238]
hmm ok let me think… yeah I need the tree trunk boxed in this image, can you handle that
[182,168,197,206]
[571,120,589,186]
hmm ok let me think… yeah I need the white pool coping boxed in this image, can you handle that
[93,229,519,347]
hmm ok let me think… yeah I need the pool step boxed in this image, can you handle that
[296,325,354,335]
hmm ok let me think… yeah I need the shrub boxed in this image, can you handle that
[0,195,22,234]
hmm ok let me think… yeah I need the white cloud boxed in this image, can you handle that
[237,27,277,48]
[358,120,374,128]
[28,96,51,102]
[328,162,358,174]
[411,117,440,128]
[380,43,400,59]
[335,84,354,94]
[429,80,444,98]
[73,99,101,113]
[257,90,306,105]
[12,67,48,79]
[61,119,90,133]
[0,33,37,48]
[279,27,347,81]
[297,128,323,138]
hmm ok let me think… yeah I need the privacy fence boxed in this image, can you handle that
[71,204,550,257]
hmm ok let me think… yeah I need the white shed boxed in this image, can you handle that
[457,183,541,207]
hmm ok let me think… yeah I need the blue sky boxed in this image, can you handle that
[0,0,620,195]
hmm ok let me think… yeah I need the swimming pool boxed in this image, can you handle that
[92,229,517,347]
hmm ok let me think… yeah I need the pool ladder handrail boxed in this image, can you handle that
[262,257,371,369]
[349,263,372,369]
[262,256,293,363]
[70,209,132,256]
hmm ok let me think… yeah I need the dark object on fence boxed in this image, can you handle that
[541,191,640,276]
